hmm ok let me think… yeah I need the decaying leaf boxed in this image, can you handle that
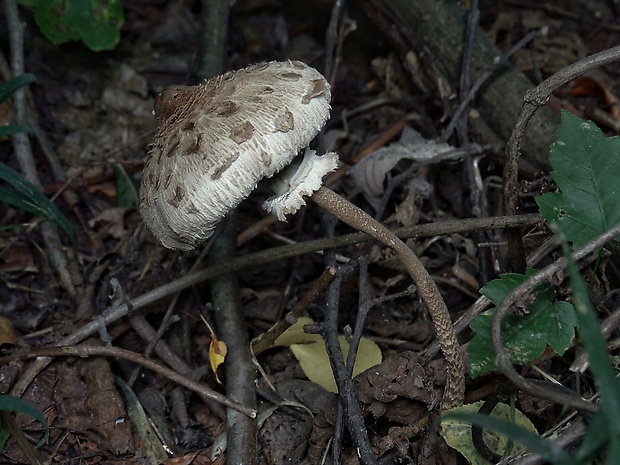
[0,317,17,347]
[356,351,443,424]
[348,126,459,210]
[440,402,537,465]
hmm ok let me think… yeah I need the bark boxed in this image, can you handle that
[379,0,558,171]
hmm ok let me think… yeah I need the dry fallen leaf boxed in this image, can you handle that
[348,126,458,211]
[198,312,227,384]
[0,317,17,347]
[209,338,227,384]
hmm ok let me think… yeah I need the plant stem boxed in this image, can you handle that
[311,186,465,409]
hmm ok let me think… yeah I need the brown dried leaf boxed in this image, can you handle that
[0,316,17,347]
[356,351,443,423]
[81,355,133,454]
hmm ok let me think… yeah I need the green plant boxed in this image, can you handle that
[467,269,576,378]
[0,164,76,242]
[0,74,35,137]
[445,240,620,464]
[17,0,125,51]
[537,111,620,248]
[0,74,76,242]
[0,394,49,449]
[114,165,139,208]
[451,112,620,463]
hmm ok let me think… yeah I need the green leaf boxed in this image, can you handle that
[0,125,32,137]
[22,0,124,51]
[478,269,541,305]
[468,271,576,377]
[115,377,169,463]
[0,74,36,104]
[114,165,139,208]
[0,394,49,448]
[561,237,620,435]
[536,111,620,248]
[441,411,573,465]
[440,402,537,465]
[0,164,76,243]
[69,0,125,51]
[30,0,80,44]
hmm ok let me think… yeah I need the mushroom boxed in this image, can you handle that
[139,60,464,409]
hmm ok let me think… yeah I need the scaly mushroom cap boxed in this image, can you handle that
[140,60,332,250]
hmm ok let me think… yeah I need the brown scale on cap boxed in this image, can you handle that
[139,60,335,250]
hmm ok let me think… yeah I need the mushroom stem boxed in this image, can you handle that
[311,186,465,409]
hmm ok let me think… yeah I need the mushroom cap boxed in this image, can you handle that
[139,61,331,250]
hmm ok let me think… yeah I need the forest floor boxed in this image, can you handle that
[0,0,620,464]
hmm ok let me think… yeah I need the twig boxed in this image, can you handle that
[4,0,79,297]
[454,0,494,283]
[442,27,546,142]
[502,45,620,271]
[0,345,256,418]
[127,312,227,420]
[499,417,586,465]
[322,260,377,465]
[10,214,540,396]
[491,222,620,413]
[324,0,347,85]
[211,214,258,464]
[251,266,336,356]
[197,0,229,80]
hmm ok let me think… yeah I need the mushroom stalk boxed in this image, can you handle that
[311,186,465,409]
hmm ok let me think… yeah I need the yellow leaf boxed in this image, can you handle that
[209,338,227,384]
[275,317,382,393]
[0,317,17,347]
[440,402,538,464]
[273,316,322,346]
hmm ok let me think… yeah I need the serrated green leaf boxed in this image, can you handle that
[440,402,537,465]
[0,394,49,448]
[114,165,139,208]
[536,111,620,248]
[0,165,76,243]
[468,272,576,378]
[0,74,36,104]
[478,269,541,306]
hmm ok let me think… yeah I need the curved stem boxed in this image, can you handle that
[311,186,465,409]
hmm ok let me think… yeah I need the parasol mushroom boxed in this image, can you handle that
[139,60,464,409]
